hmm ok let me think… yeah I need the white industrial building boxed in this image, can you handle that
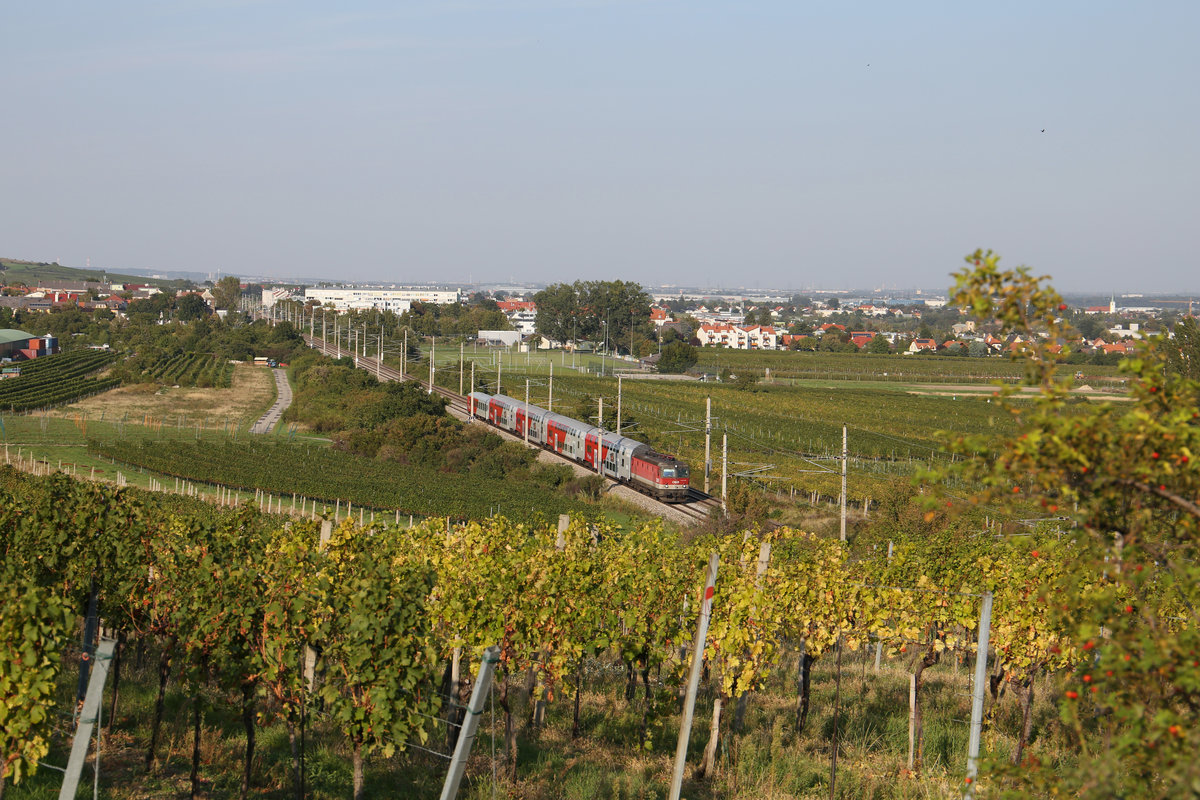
[304,287,461,311]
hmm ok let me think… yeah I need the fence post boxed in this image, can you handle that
[439,644,500,800]
[59,637,117,800]
[964,590,994,796]
[669,552,719,800]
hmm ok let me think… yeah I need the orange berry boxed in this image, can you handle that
[1090,686,1099,693]
[1125,605,1134,613]
[1083,641,1095,650]
[1083,674,1092,683]
[1065,690,1078,699]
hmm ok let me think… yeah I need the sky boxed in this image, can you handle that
[2,1,1197,292]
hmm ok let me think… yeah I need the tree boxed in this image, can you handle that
[658,341,697,374]
[533,280,651,350]
[867,334,892,354]
[176,294,210,322]
[826,297,840,310]
[1162,316,1200,382]
[947,249,1200,798]
[211,276,243,310]
[788,320,813,336]
[789,336,818,351]
[533,283,581,346]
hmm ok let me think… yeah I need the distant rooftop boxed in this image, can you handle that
[0,329,35,345]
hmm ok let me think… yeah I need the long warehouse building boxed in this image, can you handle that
[304,287,461,311]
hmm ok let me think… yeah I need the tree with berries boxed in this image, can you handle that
[947,249,1200,798]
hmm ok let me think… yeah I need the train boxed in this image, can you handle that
[466,391,692,502]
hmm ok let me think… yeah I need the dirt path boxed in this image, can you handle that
[905,382,1131,401]
[250,369,292,434]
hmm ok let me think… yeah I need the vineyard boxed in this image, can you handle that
[87,436,595,522]
[0,469,1090,799]
[4,438,1197,799]
[432,359,1019,505]
[136,351,235,388]
[0,349,120,412]
[689,349,1128,389]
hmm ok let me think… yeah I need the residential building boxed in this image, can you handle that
[696,323,780,350]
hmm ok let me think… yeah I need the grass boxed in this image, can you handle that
[63,364,277,425]
[9,641,1068,799]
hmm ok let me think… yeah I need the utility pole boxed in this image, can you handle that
[401,329,407,380]
[459,342,464,396]
[840,424,848,542]
[598,397,603,429]
[497,351,502,396]
[705,396,712,494]
[429,337,435,394]
[470,361,475,395]
[548,362,554,412]
[524,380,530,443]
[721,433,728,514]
[616,375,622,434]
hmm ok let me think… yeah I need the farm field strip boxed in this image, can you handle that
[89,436,593,522]
[0,349,121,411]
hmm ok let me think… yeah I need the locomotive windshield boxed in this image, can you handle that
[662,466,690,478]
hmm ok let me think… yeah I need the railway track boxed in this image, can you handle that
[301,334,721,523]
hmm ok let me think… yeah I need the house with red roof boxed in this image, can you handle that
[906,338,937,353]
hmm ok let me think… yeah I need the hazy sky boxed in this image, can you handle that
[3,1,1197,292]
